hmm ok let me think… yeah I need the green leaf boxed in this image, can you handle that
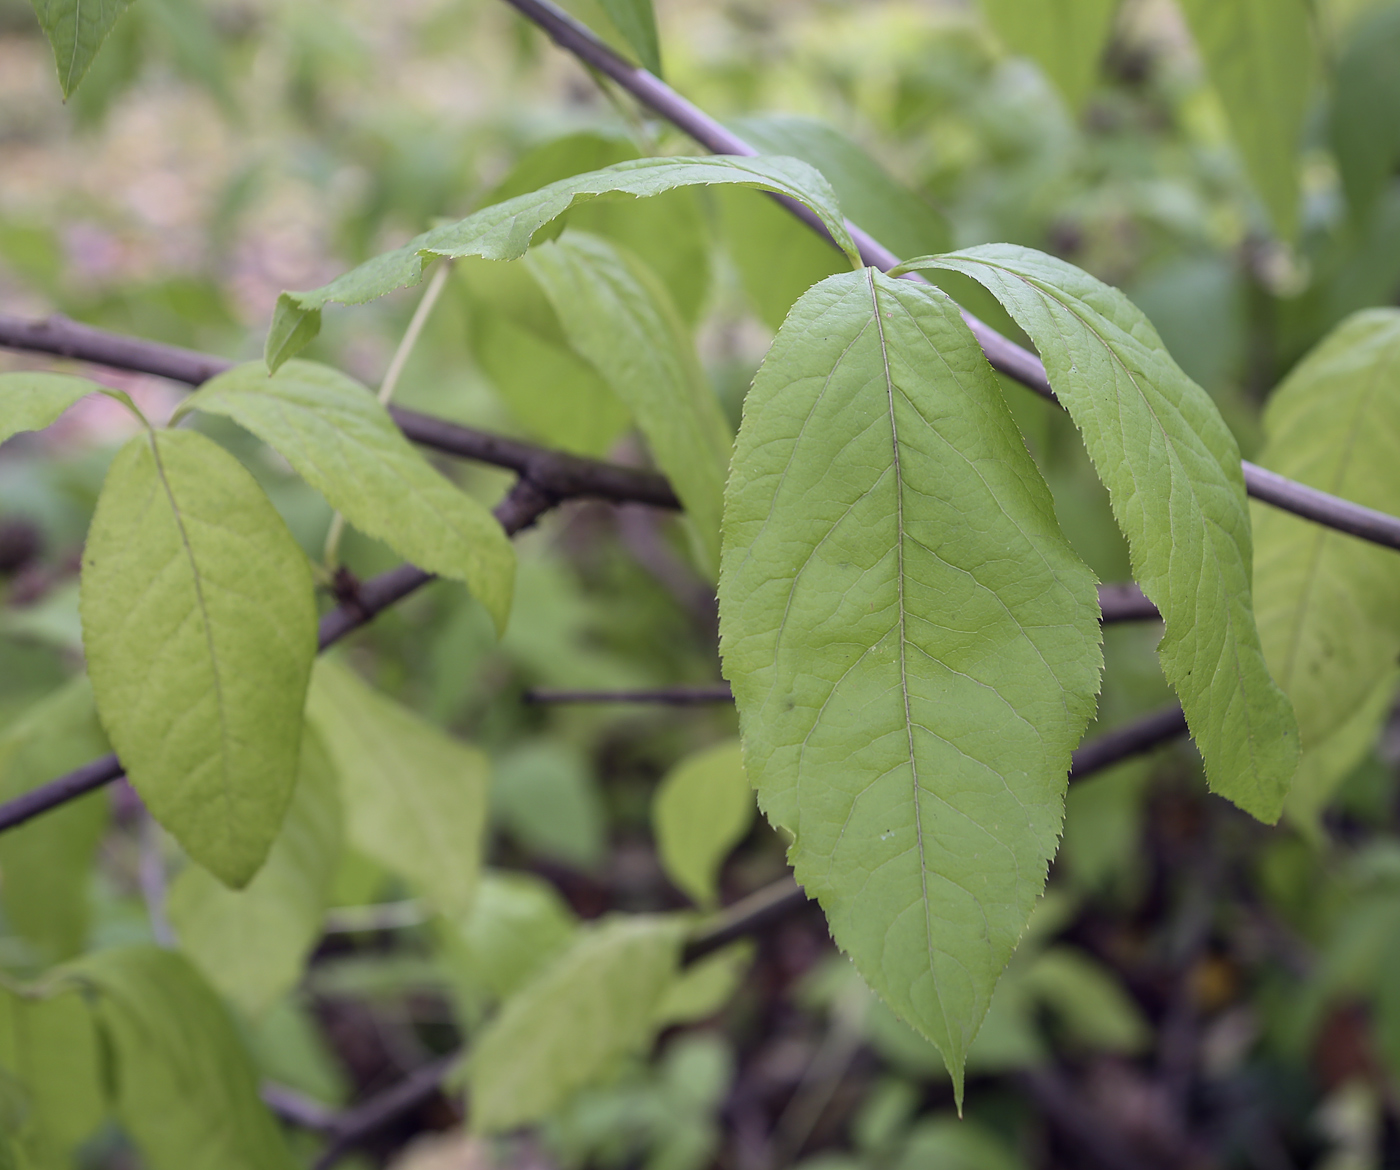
[267,156,857,370]
[652,739,754,907]
[902,245,1299,821]
[729,115,951,263]
[65,946,298,1170]
[0,372,98,445]
[653,942,753,1027]
[597,0,661,75]
[0,677,109,962]
[1018,947,1149,1053]
[306,658,489,918]
[28,0,133,98]
[1176,0,1314,238]
[180,360,515,633]
[467,915,685,1133]
[0,986,105,1166]
[1330,5,1400,225]
[1250,310,1400,824]
[977,0,1119,112]
[717,268,1102,1097]
[526,232,733,574]
[168,725,342,1018]
[491,741,607,871]
[80,429,318,887]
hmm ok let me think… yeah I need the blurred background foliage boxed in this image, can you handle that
[4,0,1400,1166]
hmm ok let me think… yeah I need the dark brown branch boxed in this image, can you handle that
[499,0,1400,554]
[1069,704,1188,780]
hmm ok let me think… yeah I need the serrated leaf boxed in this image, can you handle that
[306,658,488,918]
[467,915,685,1133]
[597,0,661,75]
[652,739,754,907]
[267,156,857,370]
[65,946,298,1170]
[902,245,1298,821]
[1250,310,1400,825]
[1176,0,1313,238]
[1330,3,1400,226]
[0,677,109,962]
[526,232,733,574]
[28,0,133,98]
[0,372,98,444]
[978,0,1119,112]
[80,429,318,887]
[180,360,515,632]
[0,986,105,1166]
[717,268,1102,1097]
[168,725,342,1018]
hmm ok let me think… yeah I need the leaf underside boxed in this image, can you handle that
[718,268,1102,1097]
[29,0,133,98]
[0,371,100,445]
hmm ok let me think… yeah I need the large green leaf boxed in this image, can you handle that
[65,946,298,1170]
[267,156,857,370]
[901,245,1299,821]
[977,0,1119,112]
[306,659,489,918]
[1251,310,1400,825]
[1176,0,1313,238]
[526,232,733,574]
[1329,3,1400,226]
[467,915,685,1133]
[28,0,133,98]
[80,429,318,887]
[0,677,109,962]
[168,725,342,1018]
[0,987,105,1167]
[652,739,754,907]
[597,0,661,75]
[0,372,99,444]
[717,268,1102,1095]
[180,360,515,632]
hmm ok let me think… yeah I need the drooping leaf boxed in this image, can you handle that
[180,360,515,632]
[1330,4,1400,227]
[652,739,754,907]
[168,725,343,1018]
[1176,0,1314,238]
[902,245,1299,820]
[729,115,951,262]
[0,677,110,962]
[596,0,662,75]
[306,658,489,918]
[467,915,685,1133]
[0,986,105,1166]
[28,0,133,98]
[267,156,857,370]
[977,0,1118,112]
[717,268,1102,1096]
[1250,310,1400,825]
[0,372,100,445]
[65,946,298,1170]
[526,232,733,574]
[80,429,318,887]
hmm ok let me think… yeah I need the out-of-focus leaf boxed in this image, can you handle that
[893,1117,1025,1170]
[491,741,607,871]
[66,946,298,1170]
[168,726,343,1018]
[1020,947,1150,1052]
[181,360,515,633]
[597,0,661,75]
[719,269,1101,1099]
[652,739,754,907]
[978,0,1118,111]
[468,915,685,1133]
[1176,0,1313,237]
[653,942,752,1027]
[307,659,488,918]
[0,677,109,962]
[526,232,732,574]
[80,429,318,887]
[268,156,856,370]
[1252,310,1400,826]
[905,245,1298,820]
[1330,3,1400,225]
[28,0,133,98]
[0,373,100,445]
[1287,672,1397,834]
